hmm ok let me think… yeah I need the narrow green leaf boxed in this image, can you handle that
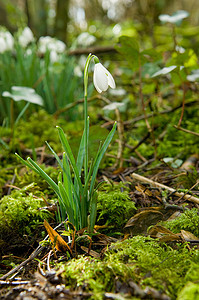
[56,126,83,194]
[63,153,73,208]
[46,141,63,168]
[89,190,98,233]
[89,122,117,196]
[15,153,40,174]
[27,157,60,197]
[58,181,75,226]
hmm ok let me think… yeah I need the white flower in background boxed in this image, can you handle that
[50,50,59,63]
[0,31,14,52]
[38,36,66,54]
[25,48,32,56]
[74,65,83,77]
[76,32,96,47]
[187,69,199,82]
[151,66,177,77]
[103,102,124,111]
[4,32,14,50]
[93,62,115,93]
[18,27,34,47]
[175,45,185,53]
[159,10,189,24]
[54,40,66,53]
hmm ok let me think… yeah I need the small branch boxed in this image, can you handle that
[174,125,199,137]
[124,100,199,126]
[177,82,186,127]
[68,46,116,56]
[130,172,199,205]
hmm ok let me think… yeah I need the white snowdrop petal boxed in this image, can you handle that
[94,63,108,92]
[93,71,102,93]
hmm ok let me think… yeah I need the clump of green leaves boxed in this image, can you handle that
[16,54,117,233]
[59,236,199,299]
[164,208,199,237]
[97,182,136,229]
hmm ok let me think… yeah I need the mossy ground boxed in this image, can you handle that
[58,236,199,300]
[0,109,199,299]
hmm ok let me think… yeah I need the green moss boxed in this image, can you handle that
[164,208,199,237]
[177,283,199,300]
[97,182,136,229]
[14,165,60,197]
[59,236,199,299]
[0,187,51,237]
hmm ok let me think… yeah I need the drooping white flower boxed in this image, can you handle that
[76,32,96,47]
[18,27,34,47]
[0,31,14,52]
[93,63,115,93]
[159,10,189,25]
[38,36,66,54]
[4,32,14,50]
[50,50,59,63]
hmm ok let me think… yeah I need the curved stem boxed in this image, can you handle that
[83,53,96,179]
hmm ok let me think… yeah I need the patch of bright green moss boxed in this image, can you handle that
[59,236,199,299]
[97,182,136,229]
[164,208,199,237]
[177,283,199,300]
[0,187,51,237]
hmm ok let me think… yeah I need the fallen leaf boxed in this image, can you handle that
[44,219,72,255]
[180,230,199,241]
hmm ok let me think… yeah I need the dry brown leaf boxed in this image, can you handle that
[149,225,181,242]
[81,246,100,258]
[180,230,199,241]
[135,184,153,196]
[124,208,164,235]
[44,219,72,255]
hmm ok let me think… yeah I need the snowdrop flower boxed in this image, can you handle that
[93,62,116,93]
[50,50,59,63]
[18,27,34,47]
[76,32,96,47]
[38,36,66,54]
[0,31,14,52]
[4,32,14,50]
[159,10,189,25]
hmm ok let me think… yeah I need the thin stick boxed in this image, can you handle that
[174,125,199,137]
[177,82,186,127]
[130,172,199,204]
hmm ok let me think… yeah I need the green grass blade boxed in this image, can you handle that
[89,122,117,196]
[56,126,83,194]
[63,153,73,207]
[45,141,63,169]
[15,153,40,174]
[89,190,98,233]
[27,157,60,196]
[58,181,75,225]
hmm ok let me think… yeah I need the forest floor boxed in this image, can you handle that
[0,96,199,300]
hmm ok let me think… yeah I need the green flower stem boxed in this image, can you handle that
[83,54,97,179]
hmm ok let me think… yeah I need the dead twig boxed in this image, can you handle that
[173,125,199,137]
[130,172,199,205]
[68,45,116,56]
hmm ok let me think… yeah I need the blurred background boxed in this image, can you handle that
[1,0,199,44]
